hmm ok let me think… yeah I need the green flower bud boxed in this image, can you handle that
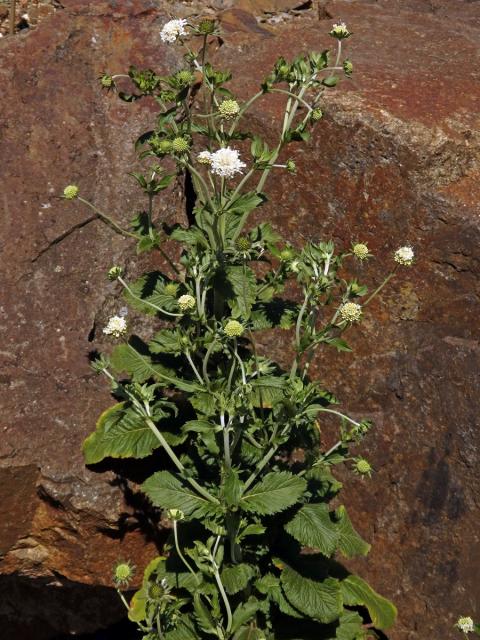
[280,248,294,261]
[172,137,190,153]
[343,59,353,75]
[352,243,370,260]
[164,282,179,296]
[355,458,372,476]
[285,159,296,173]
[219,99,240,120]
[278,64,290,77]
[113,561,135,587]
[148,583,165,599]
[167,508,185,521]
[235,236,251,252]
[178,294,196,312]
[198,19,216,35]
[100,73,113,88]
[108,265,123,281]
[63,185,79,200]
[176,69,195,86]
[311,108,323,122]
[224,320,244,338]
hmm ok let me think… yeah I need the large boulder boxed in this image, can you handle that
[0,0,478,638]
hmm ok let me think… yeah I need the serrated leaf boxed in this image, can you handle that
[335,610,366,640]
[241,471,306,515]
[231,598,261,633]
[226,265,257,320]
[341,575,397,630]
[142,471,216,519]
[149,329,183,355]
[164,615,198,640]
[224,468,244,507]
[193,593,218,635]
[221,563,256,595]
[335,506,370,558]
[284,503,338,556]
[281,566,342,623]
[83,402,159,464]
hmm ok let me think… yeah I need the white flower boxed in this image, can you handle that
[457,617,475,634]
[330,21,350,38]
[209,147,246,179]
[178,294,196,312]
[197,150,213,164]
[160,19,187,44]
[103,315,127,338]
[394,246,414,266]
[340,302,362,323]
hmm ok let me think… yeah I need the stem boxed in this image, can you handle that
[185,350,205,385]
[233,342,247,385]
[173,520,199,582]
[322,440,343,459]
[118,276,182,318]
[77,197,139,239]
[363,271,396,306]
[116,589,130,611]
[187,163,213,210]
[213,563,233,633]
[271,88,313,112]
[317,407,362,428]
[221,412,231,470]
[202,339,217,385]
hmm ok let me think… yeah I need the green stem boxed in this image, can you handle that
[317,407,362,428]
[363,271,396,306]
[185,350,205,385]
[271,88,313,112]
[213,564,233,633]
[77,197,139,239]
[221,412,231,470]
[118,276,182,318]
[173,520,200,583]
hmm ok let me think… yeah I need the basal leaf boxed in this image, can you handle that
[341,575,397,630]
[284,503,338,556]
[281,566,342,623]
[335,506,370,558]
[142,471,215,518]
[221,563,257,595]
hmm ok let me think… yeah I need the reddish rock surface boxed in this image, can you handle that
[0,0,479,638]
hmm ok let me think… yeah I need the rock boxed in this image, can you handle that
[0,0,479,638]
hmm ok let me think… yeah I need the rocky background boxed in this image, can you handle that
[1,0,479,638]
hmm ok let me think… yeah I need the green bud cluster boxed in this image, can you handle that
[63,185,79,200]
[171,137,190,153]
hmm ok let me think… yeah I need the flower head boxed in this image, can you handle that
[113,560,136,587]
[340,302,362,323]
[286,159,296,174]
[178,294,196,312]
[175,69,194,86]
[343,59,354,75]
[63,185,79,200]
[209,147,246,179]
[103,315,127,338]
[236,236,251,252]
[197,150,213,164]
[197,18,216,35]
[160,18,188,44]
[456,617,475,634]
[354,458,373,477]
[100,73,114,88]
[311,108,323,122]
[352,243,370,260]
[164,282,179,296]
[172,137,190,154]
[394,246,414,266]
[224,320,244,338]
[167,508,185,521]
[108,265,123,281]
[330,21,351,39]
[219,99,240,120]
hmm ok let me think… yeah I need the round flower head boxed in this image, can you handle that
[103,315,127,338]
[394,246,414,266]
[311,108,323,122]
[352,243,370,260]
[354,458,372,476]
[456,617,475,634]
[219,99,240,120]
[100,74,113,88]
[63,185,79,200]
[160,18,188,44]
[167,508,185,521]
[224,320,244,338]
[108,265,123,281]
[285,159,296,174]
[340,302,362,323]
[164,282,179,296]
[209,147,246,179]
[330,21,351,39]
[197,18,216,35]
[172,137,190,154]
[178,294,196,312]
[175,69,194,86]
[197,150,213,164]
[343,59,354,75]
[113,560,135,587]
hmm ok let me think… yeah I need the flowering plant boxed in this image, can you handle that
[68,16,413,640]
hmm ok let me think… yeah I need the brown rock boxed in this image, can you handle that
[0,0,479,638]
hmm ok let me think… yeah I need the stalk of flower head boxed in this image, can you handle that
[67,16,409,640]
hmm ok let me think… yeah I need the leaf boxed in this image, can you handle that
[231,598,261,633]
[149,329,183,355]
[83,402,159,464]
[226,265,257,320]
[224,468,244,507]
[128,556,165,622]
[164,615,198,640]
[335,506,370,558]
[284,503,338,556]
[255,574,303,619]
[281,566,342,624]
[341,575,397,630]
[250,375,286,407]
[325,337,352,352]
[123,272,178,315]
[142,471,215,518]
[240,471,306,515]
[335,610,366,640]
[226,191,265,216]
[221,563,256,595]
[193,593,218,635]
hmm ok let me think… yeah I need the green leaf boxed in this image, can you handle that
[149,329,184,355]
[128,556,165,622]
[341,575,397,630]
[231,598,261,633]
[224,468,244,507]
[124,272,178,315]
[335,610,366,640]
[325,337,352,352]
[250,375,286,407]
[83,402,159,464]
[335,506,370,558]
[193,593,218,636]
[164,615,198,640]
[241,471,306,515]
[221,563,256,595]
[281,566,342,623]
[142,471,215,518]
[226,265,257,320]
[284,503,338,556]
